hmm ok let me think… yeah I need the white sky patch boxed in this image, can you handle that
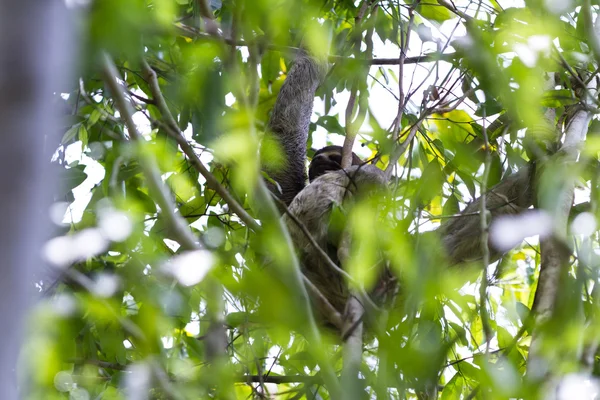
[528,35,552,54]
[265,345,285,375]
[182,122,194,140]
[185,316,200,336]
[161,336,174,349]
[123,292,139,315]
[163,238,181,253]
[514,35,551,68]
[514,43,538,68]
[163,250,215,286]
[225,92,236,107]
[62,141,105,224]
[132,111,152,137]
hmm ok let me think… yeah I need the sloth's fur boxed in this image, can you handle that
[264,51,394,327]
[282,165,388,318]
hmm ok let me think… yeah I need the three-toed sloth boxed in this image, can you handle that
[263,51,395,327]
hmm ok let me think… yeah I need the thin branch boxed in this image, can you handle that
[78,78,121,126]
[68,358,128,370]
[341,1,376,169]
[239,375,320,384]
[271,194,356,330]
[233,42,341,397]
[391,5,417,145]
[302,276,344,330]
[101,53,200,251]
[272,195,353,283]
[527,68,598,379]
[103,54,230,367]
[385,117,424,180]
[173,22,456,66]
[140,58,261,232]
[583,0,600,66]
[437,0,472,21]
[478,108,492,353]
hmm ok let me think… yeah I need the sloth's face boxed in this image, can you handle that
[308,146,362,182]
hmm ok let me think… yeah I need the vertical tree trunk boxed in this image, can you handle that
[0,1,73,397]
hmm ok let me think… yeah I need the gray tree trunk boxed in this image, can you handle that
[0,1,73,397]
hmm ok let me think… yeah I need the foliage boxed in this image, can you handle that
[30,0,600,399]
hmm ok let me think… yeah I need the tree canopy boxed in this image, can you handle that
[31,0,600,399]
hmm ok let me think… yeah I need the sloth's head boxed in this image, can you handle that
[308,145,362,182]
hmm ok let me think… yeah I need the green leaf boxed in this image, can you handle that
[61,124,80,144]
[449,322,469,346]
[443,194,460,216]
[261,50,281,85]
[315,115,345,135]
[87,108,102,128]
[541,89,578,107]
[417,2,453,22]
[497,326,513,348]
[60,165,88,195]
[79,124,89,148]
[441,374,464,400]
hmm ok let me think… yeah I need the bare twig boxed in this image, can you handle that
[341,1,376,169]
[391,5,417,144]
[67,358,128,371]
[479,108,492,353]
[78,78,121,126]
[173,22,456,66]
[103,54,230,367]
[239,375,320,384]
[437,0,472,21]
[272,195,354,283]
[583,0,600,66]
[527,67,598,379]
[303,276,344,330]
[234,42,341,397]
[385,117,424,180]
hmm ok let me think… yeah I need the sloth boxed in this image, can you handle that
[262,50,541,333]
[263,51,394,327]
[307,145,362,182]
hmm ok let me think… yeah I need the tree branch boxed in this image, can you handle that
[140,59,261,232]
[103,54,228,365]
[101,53,200,251]
[341,1,376,169]
[528,74,597,378]
[173,22,456,66]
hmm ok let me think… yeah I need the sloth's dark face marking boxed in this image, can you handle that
[308,145,362,182]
